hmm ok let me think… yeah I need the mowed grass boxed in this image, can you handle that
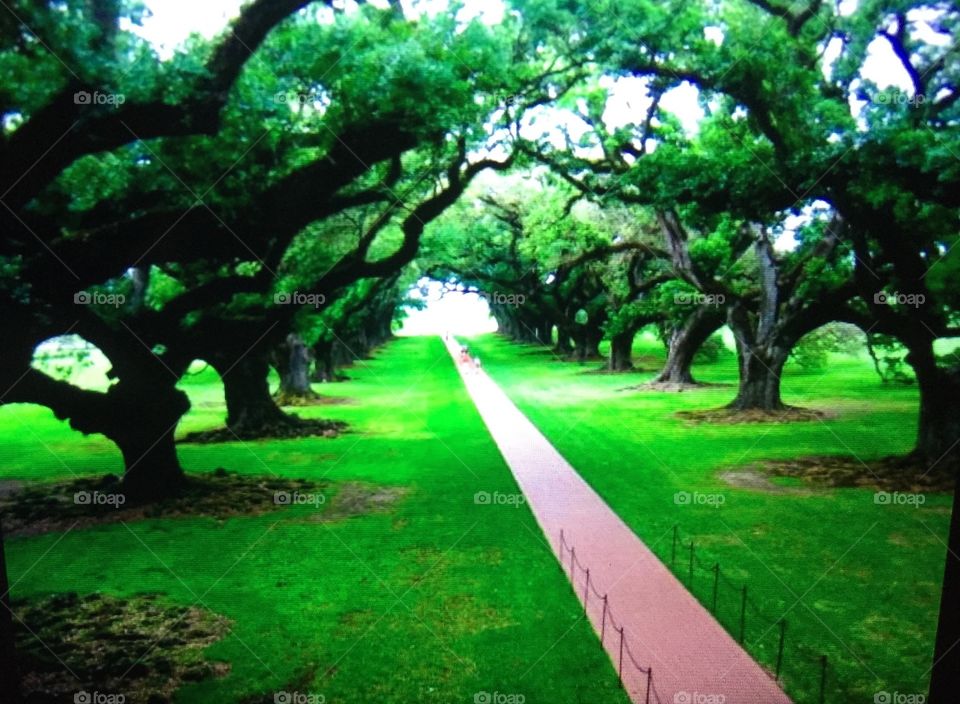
[464,332,951,704]
[0,336,630,704]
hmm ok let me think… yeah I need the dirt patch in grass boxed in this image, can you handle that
[579,365,659,376]
[0,471,329,538]
[14,592,231,704]
[179,418,347,444]
[274,391,355,407]
[619,381,730,392]
[676,406,831,424]
[718,470,811,494]
[744,454,956,493]
[297,482,408,523]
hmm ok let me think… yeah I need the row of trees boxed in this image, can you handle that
[424,0,959,696]
[0,1,580,698]
[1,0,957,699]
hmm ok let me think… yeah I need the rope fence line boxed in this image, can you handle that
[668,524,836,704]
[559,530,663,704]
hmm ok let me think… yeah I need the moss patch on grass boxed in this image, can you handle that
[15,592,231,704]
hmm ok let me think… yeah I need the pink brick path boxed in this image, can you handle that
[446,337,791,704]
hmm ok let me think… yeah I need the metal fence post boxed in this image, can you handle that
[570,546,576,581]
[712,563,720,613]
[583,568,590,614]
[819,655,827,704]
[600,594,608,646]
[775,619,787,679]
[672,524,678,566]
[739,585,747,644]
[618,626,625,686]
[645,668,652,704]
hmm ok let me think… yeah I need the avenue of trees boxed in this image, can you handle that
[0,0,957,700]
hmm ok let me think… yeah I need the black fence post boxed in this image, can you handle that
[712,563,720,613]
[819,655,827,704]
[584,568,590,614]
[618,626,624,686]
[570,546,576,581]
[645,669,652,704]
[601,594,608,646]
[739,585,747,644]
[672,524,678,566]
[775,619,787,679]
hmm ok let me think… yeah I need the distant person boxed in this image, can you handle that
[472,356,482,374]
[459,345,471,367]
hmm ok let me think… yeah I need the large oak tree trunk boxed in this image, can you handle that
[273,333,317,405]
[217,355,299,438]
[931,481,960,704]
[908,344,960,466]
[0,518,21,703]
[910,342,960,703]
[607,331,634,371]
[2,365,189,502]
[534,319,553,345]
[727,340,789,411]
[311,340,337,382]
[654,308,724,385]
[553,327,574,355]
[112,381,190,501]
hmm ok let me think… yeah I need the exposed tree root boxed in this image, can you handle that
[180,417,346,443]
[676,406,831,424]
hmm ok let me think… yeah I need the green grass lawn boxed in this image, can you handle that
[1,336,630,703]
[464,332,951,704]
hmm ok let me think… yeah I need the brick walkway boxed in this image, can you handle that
[445,337,792,704]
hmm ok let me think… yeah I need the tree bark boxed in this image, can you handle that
[607,331,634,371]
[273,333,317,404]
[907,343,960,466]
[311,339,337,382]
[553,327,574,355]
[902,339,960,696]
[0,518,21,703]
[727,337,789,411]
[1,367,188,501]
[930,480,960,703]
[654,308,725,385]
[217,355,299,438]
